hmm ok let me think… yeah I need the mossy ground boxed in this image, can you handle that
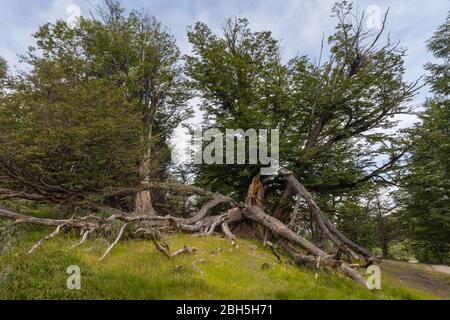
[0,229,438,300]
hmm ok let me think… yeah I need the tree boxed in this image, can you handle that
[398,12,450,263]
[0,1,191,214]
[186,2,419,233]
[0,28,144,207]
[81,1,191,215]
[186,17,287,198]
[336,200,375,249]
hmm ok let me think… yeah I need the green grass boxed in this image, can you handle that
[0,230,438,300]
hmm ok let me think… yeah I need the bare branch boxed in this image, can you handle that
[99,223,129,261]
[70,229,95,250]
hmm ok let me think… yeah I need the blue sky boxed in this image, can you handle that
[0,0,448,141]
[1,0,448,86]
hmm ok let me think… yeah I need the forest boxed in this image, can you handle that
[0,0,449,299]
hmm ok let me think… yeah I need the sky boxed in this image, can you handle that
[0,0,448,161]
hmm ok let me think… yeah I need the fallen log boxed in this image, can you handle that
[0,168,377,288]
[279,239,368,288]
[279,168,379,265]
[243,206,368,287]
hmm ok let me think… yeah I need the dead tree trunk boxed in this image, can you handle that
[279,168,379,265]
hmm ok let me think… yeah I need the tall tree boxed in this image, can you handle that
[186,1,419,231]
[398,12,450,263]
[186,17,288,198]
[0,1,191,214]
[81,1,191,215]
[0,31,144,207]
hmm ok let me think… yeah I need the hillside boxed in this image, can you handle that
[0,231,443,300]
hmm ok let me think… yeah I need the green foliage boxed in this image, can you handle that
[386,241,416,262]
[0,1,191,209]
[186,17,287,197]
[426,13,450,96]
[0,56,6,79]
[186,3,417,208]
[0,70,143,191]
[337,201,375,249]
[0,220,25,254]
[398,12,450,264]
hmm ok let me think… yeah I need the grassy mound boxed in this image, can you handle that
[0,230,437,300]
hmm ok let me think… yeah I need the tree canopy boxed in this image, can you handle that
[186,2,419,226]
[0,1,191,212]
[397,12,450,263]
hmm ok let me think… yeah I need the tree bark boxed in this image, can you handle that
[243,205,326,256]
[278,240,368,288]
[279,168,378,264]
[135,166,155,216]
[135,129,156,216]
[243,206,368,287]
[272,184,294,220]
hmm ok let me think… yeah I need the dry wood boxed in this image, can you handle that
[28,224,64,255]
[99,223,129,261]
[135,228,197,258]
[170,246,198,257]
[243,206,326,256]
[221,222,237,243]
[70,229,95,249]
[279,168,376,263]
[279,239,368,288]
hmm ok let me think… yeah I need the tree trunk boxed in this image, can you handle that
[135,130,156,216]
[272,184,294,220]
[280,168,379,264]
[243,206,368,287]
[381,241,389,258]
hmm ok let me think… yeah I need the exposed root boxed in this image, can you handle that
[265,241,282,263]
[28,218,74,255]
[279,239,368,288]
[135,228,197,258]
[206,213,229,235]
[28,224,64,255]
[221,222,237,247]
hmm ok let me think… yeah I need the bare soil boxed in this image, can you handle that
[382,260,450,299]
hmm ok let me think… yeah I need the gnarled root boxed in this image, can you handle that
[135,228,197,258]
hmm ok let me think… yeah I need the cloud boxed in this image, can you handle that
[0,0,87,69]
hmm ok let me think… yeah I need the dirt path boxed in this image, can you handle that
[429,265,450,275]
[382,260,450,299]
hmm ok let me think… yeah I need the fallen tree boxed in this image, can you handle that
[0,1,419,291]
[0,168,378,288]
